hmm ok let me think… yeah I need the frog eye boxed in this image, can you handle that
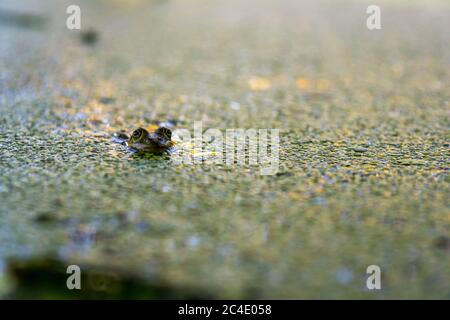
[156,127,172,140]
[132,129,142,137]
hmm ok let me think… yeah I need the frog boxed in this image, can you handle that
[113,127,174,154]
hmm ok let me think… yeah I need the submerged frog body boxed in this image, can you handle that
[127,127,174,153]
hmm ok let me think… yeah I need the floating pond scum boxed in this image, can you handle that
[0,0,449,302]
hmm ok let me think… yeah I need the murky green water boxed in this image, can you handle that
[0,0,449,298]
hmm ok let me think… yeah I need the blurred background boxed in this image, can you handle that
[0,0,449,298]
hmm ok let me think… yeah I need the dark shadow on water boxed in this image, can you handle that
[5,256,213,299]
